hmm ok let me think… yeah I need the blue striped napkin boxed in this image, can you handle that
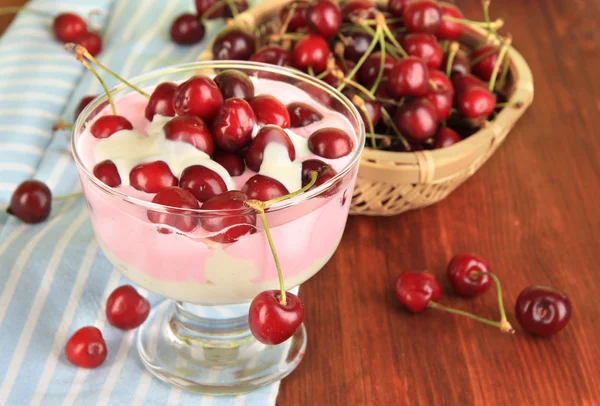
[0,0,286,404]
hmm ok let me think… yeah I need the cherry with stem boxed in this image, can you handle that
[488,36,512,92]
[445,42,459,77]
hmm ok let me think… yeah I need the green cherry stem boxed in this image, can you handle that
[380,108,411,151]
[0,6,53,18]
[52,192,83,201]
[278,2,297,35]
[264,171,318,206]
[200,0,229,20]
[381,22,408,57]
[470,45,499,67]
[472,271,514,333]
[482,0,496,35]
[488,36,512,92]
[80,59,117,115]
[369,27,387,93]
[224,0,239,18]
[445,42,459,77]
[352,95,376,148]
[496,50,511,90]
[337,24,382,92]
[428,302,514,333]
[442,16,504,30]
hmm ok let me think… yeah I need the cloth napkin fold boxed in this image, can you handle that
[0,0,283,404]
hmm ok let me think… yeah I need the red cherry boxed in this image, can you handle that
[148,186,200,232]
[280,1,309,31]
[301,159,337,189]
[446,253,492,297]
[173,75,223,120]
[179,165,227,202]
[248,290,304,345]
[296,82,332,106]
[93,160,121,187]
[515,286,572,337]
[308,127,353,159]
[75,31,103,57]
[443,51,471,75]
[451,72,486,94]
[8,180,51,223]
[472,45,500,81]
[287,102,324,127]
[387,0,413,17]
[249,94,290,128]
[195,0,224,19]
[395,270,441,313]
[170,13,205,45]
[145,82,177,121]
[129,161,178,193]
[433,127,461,149]
[222,0,249,18]
[395,98,438,141]
[65,327,107,368]
[342,0,375,21]
[306,0,342,38]
[214,69,255,100]
[374,78,398,115]
[292,34,331,73]
[402,33,443,70]
[53,12,87,43]
[437,2,463,40]
[342,32,372,63]
[212,28,256,60]
[322,60,346,88]
[428,70,453,93]
[250,46,292,67]
[425,86,453,121]
[74,95,96,121]
[245,126,296,172]
[90,115,133,139]
[212,98,256,152]
[105,285,151,330]
[163,115,214,156]
[242,175,289,201]
[456,86,496,119]
[200,191,256,243]
[343,89,381,127]
[403,0,441,34]
[357,52,396,88]
[389,56,430,97]
[213,151,245,176]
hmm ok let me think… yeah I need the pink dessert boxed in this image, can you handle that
[74,71,362,305]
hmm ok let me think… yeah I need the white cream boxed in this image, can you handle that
[258,143,303,193]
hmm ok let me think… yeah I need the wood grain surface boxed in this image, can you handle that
[1,0,599,405]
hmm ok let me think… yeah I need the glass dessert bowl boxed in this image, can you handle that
[71,61,365,394]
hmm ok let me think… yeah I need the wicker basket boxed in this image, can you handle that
[198,0,534,216]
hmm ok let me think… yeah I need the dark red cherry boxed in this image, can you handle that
[403,0,441,34]
[308,128,353,159]
[163,115,214,156]
[292,34,331,73]
[8,180,51,223]
[342,32,373,63]
[515,286,572,337]
[173,75,223,120]
[212,28,255,60]
[343,89,381,127]
[148,186,200,233]
[389,56,430,97]
[402,33,443,70]
[242,175,289,201]
[195,0,224,19]
[145,82,177,121]
[249,94,290,128]
[472,45,500,81]
[342,0,375,21]
[395,270,441,313]
[245,126,296,172]
[395,98,438,141]
[374,78,398,115]
[65,327,107,369]
[301,159,337,189]
[130,161,178,193]
[429,70,453,93]
[53,13,87,43]
[280,1,309,31]
[437,2,463,40]
[200,191,256,243]
[213,151,245,176]
[357,52,396,88]
[451,72,486,93]
[90,115,133,139]
[250,46,292,67]
[105,285,151,330]
[443,50,471,75]
[74,95,96,121]
[179,165,227,202]
[287,102,324,127]
[296,81,331,105]
[456,86,496,119]
[222,0,249,18]
[306,0,342,38]
[433,127,461,149]
[214,69,255,100]
[446,253,492,297]
[212,98,256,152]
[75,31,103,57]
[425,87,453,121]
[170,13,205,45]
[93,160,121,187]
[249,290,304,345]
[387,0,412,17]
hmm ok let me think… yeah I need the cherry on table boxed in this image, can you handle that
[403,0,442,34]
[389,56,430,97]
[245,126,296,172]
[437,2,463,40]
[148,186,200,233]
[301,159,337,189]
[395,98,438,142]
[515,286,572,337]
[212,28,256,60]
[358,52,396,88]
[456,86,496,119]
[292,34,331,74]
[8,180,51,224]
[242,175,289,201]
[308,127,353,159]
[130,161,178,193]
[472,45,500,81]
[145,82,177,121]
[173,75,223,120]
[170,13,205,45]
[395,270,441,313]
[93,160,121,187]
[75,31,103,57]
[402,33,443,70]
[249,94,290,128]
[280,1,309,31]
[53,12,87,43]
[90,115,133,139]
[65,326,107,368]
[287,102,323,127]
[433,127,461,149]
[212,98,256,152]
[248,290,304,345]
[106,285,151,330]
[213,151,245,176]
[179,165,228,202]
[163,115,214,156]
[200,191,256,243]
[306,0,342,38]
[446,253,492,297]
[214,69,255,100]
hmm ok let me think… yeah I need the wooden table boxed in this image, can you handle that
[2,0,599,404]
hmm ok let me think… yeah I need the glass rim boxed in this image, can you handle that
[70,60,366,214]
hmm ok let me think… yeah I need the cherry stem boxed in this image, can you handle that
[352,95,376,148]
[375,97,404,107]
[495,100,522,108]
[225,0,239,18]
[471,271,513,333]
[488,36,512,91]
[65,44,151,99]
[52,192,83,201]
[337,24,382,93]
[445,42,460,77]
[442,16,504,30]
[0,6,53,18]
[470,46,499,66]
[264,171,318,206]
[428,301,514,333]
[497,51,511,90]
[200,0,232,20]
[380,20,408,57]
[52,120,73,131]
[278,3,297,35]
[380,107,411,151]
[369,27,387,93]
[80,59,117,115]
[482,0,495,35]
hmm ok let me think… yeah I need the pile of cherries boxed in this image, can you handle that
[210,0,515,151]
[396,253,572,337]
